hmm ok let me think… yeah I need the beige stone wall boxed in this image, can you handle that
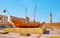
[3,28,46,34]
[0,15,8,26]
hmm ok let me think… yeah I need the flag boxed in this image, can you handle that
[3,10,6,13]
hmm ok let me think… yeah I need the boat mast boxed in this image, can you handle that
[34,5,37,22]
[25,8,29,23]
[25,8,28,17]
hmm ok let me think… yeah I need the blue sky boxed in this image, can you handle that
[0,0,60,23]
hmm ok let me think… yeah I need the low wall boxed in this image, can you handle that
[3,28,46,34]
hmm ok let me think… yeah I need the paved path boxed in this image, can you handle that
[0,33,41,38]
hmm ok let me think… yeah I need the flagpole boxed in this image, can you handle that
[3,9,11,27]
[3,14,4,27]
[5,9,11,16]
[3,10,5,27]
[3,9,15,28]
[6,9,15,27]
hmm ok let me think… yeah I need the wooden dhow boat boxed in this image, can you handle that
[10,16,45,28]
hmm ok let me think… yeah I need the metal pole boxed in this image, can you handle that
[3,11,5,27]
[5,9,11,16]
[3,9,11,27]
[6,9,15,27]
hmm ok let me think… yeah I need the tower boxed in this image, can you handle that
[50,12,52,23]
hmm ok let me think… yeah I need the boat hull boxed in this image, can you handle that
[10,16,41,28]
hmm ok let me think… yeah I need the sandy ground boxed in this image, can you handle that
[0,29,60,38]
[0,32,50,38]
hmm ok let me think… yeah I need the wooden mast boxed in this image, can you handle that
[34,5,37,22]
[25,8,28,17]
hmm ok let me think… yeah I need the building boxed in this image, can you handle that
[0,15,8,26]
